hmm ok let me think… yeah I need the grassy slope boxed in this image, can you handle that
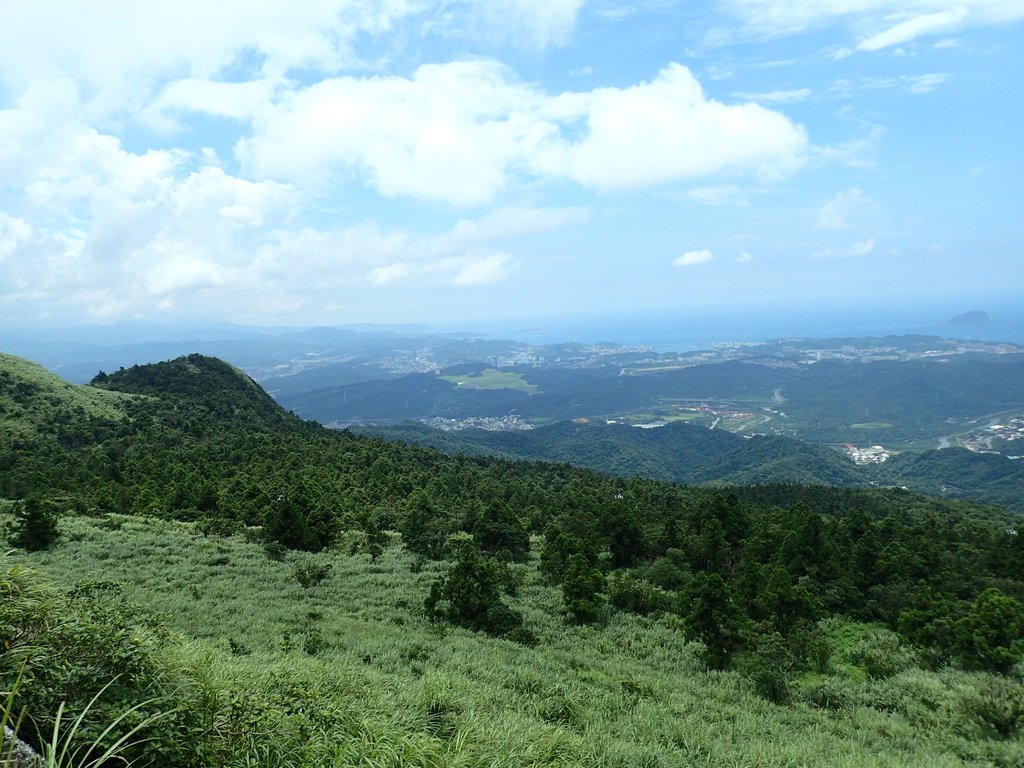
[7,512,1021,768]
[0,352,134,436]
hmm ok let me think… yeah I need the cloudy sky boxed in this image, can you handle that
[1,0,1021,330]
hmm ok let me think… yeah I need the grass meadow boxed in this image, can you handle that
[6,511,1024,767]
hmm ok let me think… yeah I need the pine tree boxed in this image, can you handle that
[562,552,606,625]
[6,496,60,551]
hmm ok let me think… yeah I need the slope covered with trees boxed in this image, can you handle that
[280,353,1024,446]
[2,352,1023,766]
[359,419,1024,512]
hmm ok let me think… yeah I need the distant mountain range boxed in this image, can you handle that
[290,345,1024,448]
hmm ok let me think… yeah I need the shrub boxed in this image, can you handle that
[425,545,527,638]
[562,553,606,625]
[0,555,196,765]
[797,678,853,711]
[737,629,796,704]
[608,574,670,616]
[959,676,1024,739]
[293,561,333,588]
[844,629,917,679]
[955,588,1024,673]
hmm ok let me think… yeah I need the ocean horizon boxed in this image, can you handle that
[477,301,1024,353]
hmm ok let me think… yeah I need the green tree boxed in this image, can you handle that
[263,491,330,552]
[751,565,822,633]
[562,552,606,625]
[681,572,747,669]
[425,544,524,637]
[539,530,581,584]
[955,588,1024,673]
[897,582,955,658]
[6,496,59,551]
[474,500,530,562]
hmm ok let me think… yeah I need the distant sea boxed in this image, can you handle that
[479,301,1024,353]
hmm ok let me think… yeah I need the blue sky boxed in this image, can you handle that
[0,0,1021,330]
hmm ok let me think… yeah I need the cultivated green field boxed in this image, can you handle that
[439,368,538,392]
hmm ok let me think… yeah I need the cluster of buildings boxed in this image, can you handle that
[959,418,1024,457]
[843,443,893,464]
[420,415,533,432]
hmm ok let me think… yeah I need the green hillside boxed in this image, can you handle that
[0,351,134,435]
[283,354,1024,448]
[690,434,865,486]
[355,420,744,484]
[359,420,1024,512]
[2,352,1023,766]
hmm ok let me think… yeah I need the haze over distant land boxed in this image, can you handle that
[0,2,1021,330]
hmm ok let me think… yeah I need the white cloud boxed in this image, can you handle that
[673,249,714,267]
[0,193,579,321]
[0,1,587,125]
[237,60,543,206]
[685,185,751,206]
[146,256,227,296]
[810,237,876,259]
[368,263,411,285]
[817,188,871,229]
[532,63,807,189]
[143,78,286,132]
[240,61,808,204]
[732,87,812,103]
[904,73,949,93]
[451,253,514,285]
[736,251,753,263]
[812,124,885,167]
[829,73,949,95]
[446,206,591,242]
[0,215,32,264]
[457,0,585,48]
[857,8,969,51]
[722,1,1024,46]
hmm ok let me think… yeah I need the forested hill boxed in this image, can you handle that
[357,420,1024,512]
[279,353,1024,445]
[4,351,1024,765]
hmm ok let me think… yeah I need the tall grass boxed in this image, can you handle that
[5,512,1023,767]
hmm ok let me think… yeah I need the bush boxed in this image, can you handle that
[959,676,1024,739]
[425,545,527,638]
[0,555,196,765]
[844,629,918,679]
[608,574,670,616]
[955,588,1024,673]
[737,629,796,704]
[562,553,606,625]
[796,678,853,711]
[293,561,333,588]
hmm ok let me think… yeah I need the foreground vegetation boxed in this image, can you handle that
[3,513,1023,767]
[2,352,1023,765]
